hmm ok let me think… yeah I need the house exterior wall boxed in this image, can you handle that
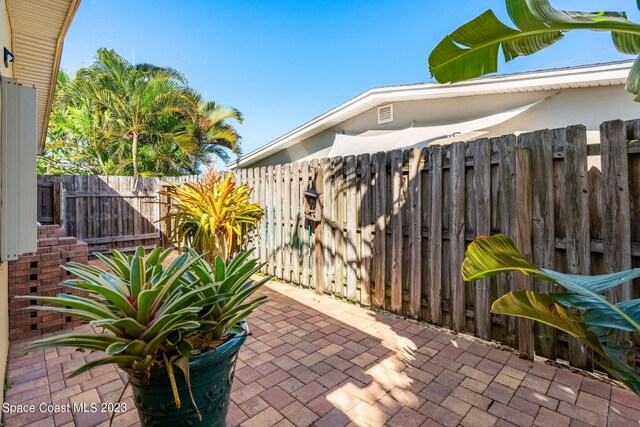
[0,0,12,404]
[249,84,640,167]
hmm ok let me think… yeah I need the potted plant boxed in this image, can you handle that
[22,246,269,426]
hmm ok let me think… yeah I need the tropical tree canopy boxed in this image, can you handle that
[38,49,243,176]
[428,0,640,100]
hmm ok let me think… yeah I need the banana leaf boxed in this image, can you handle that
[464,234,640,394]
[493,290,640,393]
[429,0,640,99]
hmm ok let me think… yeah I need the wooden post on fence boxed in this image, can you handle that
[515,147,534,360]
[565,125,592,370]
[52,180,62,225]
[314,167,325,295]
[159,183,172,248]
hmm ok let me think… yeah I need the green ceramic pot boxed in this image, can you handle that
[130,322,247,427]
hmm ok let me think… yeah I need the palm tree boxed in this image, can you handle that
[74,49,194,176]
[43,49,243,176]
[42,70,115,174]
[187,98,243,165]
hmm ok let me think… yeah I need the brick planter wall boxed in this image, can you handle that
[8,225,89,341]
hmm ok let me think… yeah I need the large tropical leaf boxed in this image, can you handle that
[492,291,596,344]
[464,234,640,394]
[493,290,640,393]
[429,0,640,98]
[461,234,542,281]
[463,234,640,333]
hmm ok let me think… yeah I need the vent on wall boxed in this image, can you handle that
[377,104,393,124]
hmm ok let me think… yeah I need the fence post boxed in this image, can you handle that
[52,179,62,225]
[515,147,534,360]
[159,183,172,248]
[389,149,403,314]
[314,166,325,295]
[564,125,592,370]
[407,147,422,320]
[601,120,633,365]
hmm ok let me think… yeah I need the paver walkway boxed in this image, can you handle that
[4,279,640,426]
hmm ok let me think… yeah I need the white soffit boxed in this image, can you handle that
[7,0,81,151]
[229,60,632,169]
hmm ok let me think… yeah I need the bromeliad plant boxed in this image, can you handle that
[463,234,640,394]
[21,246,269,410]
[158,172,264,262]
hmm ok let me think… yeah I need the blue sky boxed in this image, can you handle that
[61,1,640,164]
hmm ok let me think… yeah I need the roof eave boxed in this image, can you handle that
[38,0,81,153]
[229,60,633,169]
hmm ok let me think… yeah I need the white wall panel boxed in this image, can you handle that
[1,77,36,260]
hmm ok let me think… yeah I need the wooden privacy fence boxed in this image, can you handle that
[37,175,201,253]
[235,119,640,372]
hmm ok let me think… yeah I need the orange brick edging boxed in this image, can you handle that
[7,225,89,341]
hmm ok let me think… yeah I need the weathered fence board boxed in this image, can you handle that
[390,150,403,314]
[300,161,311,288]
[564,126,592,370]
[514,147,534,360]
[519,130,557,359]
[601,120,633,363]
[471,139,491,340]
[359,154,372,306]
[407,148,422,319]
[428,146,443,325]
[372,152,387,309]
[450,142,466,331]
[283,164,291,282]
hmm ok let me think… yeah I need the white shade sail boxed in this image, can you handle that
[327,102,539,158]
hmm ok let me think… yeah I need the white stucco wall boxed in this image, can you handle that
[250,84,640,167]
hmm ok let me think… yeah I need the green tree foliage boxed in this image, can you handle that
[428,0,640,100]
[38,49,242,176]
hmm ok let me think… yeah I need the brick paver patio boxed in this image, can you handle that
[4,279,640,426]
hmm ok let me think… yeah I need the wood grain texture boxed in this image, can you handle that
[283,164,292,282]
[291,163,301,284]
[333,156,345,297]
[428,145,443,325]
[266,166,275,276]
[389,149,404,313]
[514,147,534,360]
[372,152,387,309]
[601,120,633,363]
[299,161,308,286]
[274,165,283,280]
[518,130,556,359]
[259,167,268,273]
[321,157,333,294]
[497,135,517,347]
[407,147,422,319]
[564,126,592,369]
[471,139,491,340]
[345,155,358,301]
[359,154,372,306]
[449,142,466,331]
